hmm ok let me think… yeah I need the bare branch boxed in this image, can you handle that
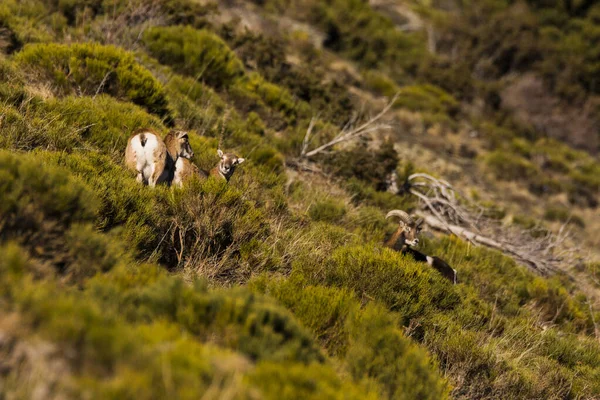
[93,71,112,98]
[300,116,318,157]
[405,173,576,275]
[302,92,399,158]
[417,213,555,274]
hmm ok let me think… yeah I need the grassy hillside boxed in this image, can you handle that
[1,0,600,399]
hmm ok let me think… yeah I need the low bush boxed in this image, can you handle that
[346,177,416,211]
[363,69,401,96]
[308,198,347,223]
[251,273,451,400]
[236,73,310,123]
[324,138,399,191]
[0,94,163,154]
[166,74,229,132]
[43,95,164,153]
[346,304,450,400]
[0,0,55,45]
[485,150,540,181]
[308,245,461,323]
[1,243,372,399]
[543,206,585,228]
[224,28,354,125]
[15,42,171,119]
[249,361,377,400]
[395,84,460,116]
[143,26,244,88]
[0,150,98,268]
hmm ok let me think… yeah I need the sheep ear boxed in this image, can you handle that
[217,149,224,158]
[236,157,245,165]
[177,131,188,139]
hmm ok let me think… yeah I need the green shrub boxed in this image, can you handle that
[0,150,98,271]
[249,361,377,400]
[251,273,355,356]
[43,95,164,153]
[543,206,585,228]
[222,27,354,125]
[254,0,427,75]
[346,177,416,211]
[0,150,97,232]
[346,304,450,400]
[311,245,461,323]
[161,177,271,275]
[238,73,309,121]
[64,224,128,283]
[395,84,460,116]
[324,138,399,191]
[48,151,163,257]
[568,167,600,207]
[308,198,347,223]
[0,0,55,45]
[363,69,400,96]
[143,26,244,88]
[479,122,517,150]
[15,42,171,119]
[1,246,362,399]
[251,273,450,399]
[88,265,324,364]
[485,151,540,181]
[0,94,163,153]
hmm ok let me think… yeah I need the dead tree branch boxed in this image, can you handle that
[416,213,557,275]
[405,173,576,275]
[301,92,399,158]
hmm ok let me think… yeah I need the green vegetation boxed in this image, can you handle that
[15,42,171,119]
[1,0,599,399]
[143,26,244,88]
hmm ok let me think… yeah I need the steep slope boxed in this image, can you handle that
[0,0,599,399]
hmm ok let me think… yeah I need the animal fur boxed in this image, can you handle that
[385,209,457,284]
[125,129,193,187]
[173,149,245,187]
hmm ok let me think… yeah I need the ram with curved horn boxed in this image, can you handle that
[385,210,423,250]
[385,209,457,284]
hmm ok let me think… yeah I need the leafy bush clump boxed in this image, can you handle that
[1,245,374,399]
[0,94,163,153]
[0,150,97,233]
[485,150,540,181]
[250,361,378,400]
[224,28,355,124]
[315,245,461,323]
[143,26,244,88]
[346,304,450,400]
[395,84,460,116]
[15,42,171,119]
[41,95,164,153]
[308,198,347,223]
[236,73,310,122]
[251,274,451,400]
[325,138,399,191]
[0,150,100,273]
[543,206,585,228]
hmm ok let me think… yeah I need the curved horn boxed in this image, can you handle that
[385,210,413,224]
